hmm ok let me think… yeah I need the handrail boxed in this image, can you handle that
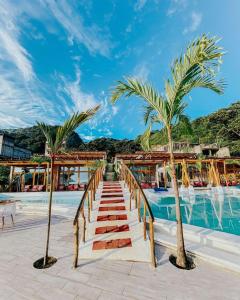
[119,162,156,267]
[73,166,103,268]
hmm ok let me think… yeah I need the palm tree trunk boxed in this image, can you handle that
[167,126,187,268]
[44,156,54,266]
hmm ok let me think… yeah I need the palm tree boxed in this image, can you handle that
[111,35,225,268]
[35,105,100,268]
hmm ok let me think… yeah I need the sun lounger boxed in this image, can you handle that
[58,184,65,191]
[24,185,31,192]
[0,201,16,229]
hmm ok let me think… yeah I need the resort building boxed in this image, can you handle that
[151,142,230,157]
[0,133,32,160]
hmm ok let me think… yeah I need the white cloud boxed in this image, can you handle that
[41,0,111,57]
[81,134,96,141]
[183,11,202,35]
[0,1,59,128]
[58,67,98,113]
[132,63,150,82]
[0,2,34,81]
[167,0,188,16]
[0,0,112,129]
[134,0,147,11]
[112,106,119,116]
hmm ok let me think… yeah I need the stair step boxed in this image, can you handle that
[92,238,132,250]
[101,194,123,198]
[100,199,125,204]
[103,183,121,187]
[95,225,129,234]
[102,189,122,193]
[99,206,126,211]
[97,214,127,221]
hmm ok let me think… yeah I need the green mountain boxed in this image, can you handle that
[2,127,141,158]
[147,101,240,156]
[1,101,239,157]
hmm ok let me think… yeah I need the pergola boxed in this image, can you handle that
[115,152,240,187]
[0,151,106,192]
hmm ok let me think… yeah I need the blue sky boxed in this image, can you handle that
[0,0,239,141]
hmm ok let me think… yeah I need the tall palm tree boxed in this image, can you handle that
[36,105,100,268]
[111,35,225,268]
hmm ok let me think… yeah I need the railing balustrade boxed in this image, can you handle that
[73,166,103,268]
[119,162,156,267]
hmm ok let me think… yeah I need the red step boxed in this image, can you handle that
[95,225,129,234]
[97,214,127,221]
[102,190,122,193]
[101,194,123,198]
[92,238,132,250]
[99,206,126,211]
[103,184,121,187]
[100,199,124,204]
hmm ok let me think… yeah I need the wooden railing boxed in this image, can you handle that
[73,166,103,268]
[119,162,156,267]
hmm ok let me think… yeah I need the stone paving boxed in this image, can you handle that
[0,211,240,300]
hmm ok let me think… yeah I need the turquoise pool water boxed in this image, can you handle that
[149,193,240,236]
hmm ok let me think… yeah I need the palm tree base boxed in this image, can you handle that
[169,254,195,270]
[33,256,57,269]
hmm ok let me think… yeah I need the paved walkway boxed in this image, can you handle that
[0,207,240,299]
[78,181,151,262]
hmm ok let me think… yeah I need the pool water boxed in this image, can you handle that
[149,193,240,236]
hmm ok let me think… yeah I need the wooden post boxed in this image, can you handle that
[9,166,14,192]
[33,168,36,186]
[67,167,70,184]
[81,209,86,243]
[143,202,147,240]
[87,191,91,222]
[223,161,229,186]
[73,219,79,268]
[43,169,46,186]
[77,166,80,184]
[46,163,49,192]
[156,164,159,188]
[163,161,167,188]
[149,219,156,267]
[138,189,141,222]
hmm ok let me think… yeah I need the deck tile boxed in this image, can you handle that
[95,225,129,234]
[100,199,125,204]
[92,238,132,250]
[99,206,126,211]
[101,194,124,198]
[97,214,127,221]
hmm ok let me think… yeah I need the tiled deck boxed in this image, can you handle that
[0,212,240,300]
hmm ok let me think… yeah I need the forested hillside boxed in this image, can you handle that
[1,101,239,157]
[148,101,240,156]
[2,127,141,158]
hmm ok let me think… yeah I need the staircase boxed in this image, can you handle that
[73,165,156,267]
[104,163,116,181]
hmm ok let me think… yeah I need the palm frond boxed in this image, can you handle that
[37,105,100,155]
[111,77,168,125]
[37,122,55,153]
[54,105,100,152]
[143,105,157,125]
[165,35,225,123]
[140,124,152,151]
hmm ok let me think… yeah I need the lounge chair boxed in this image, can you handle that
[58,184,65,191]
[79,183,86,191]
[0,201,16,229]
[24,185,31,192]
[31,185,39,192]
[37,185,45,192]
[67,184,79,191]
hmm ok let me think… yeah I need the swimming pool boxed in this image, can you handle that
[148,192,240,236]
